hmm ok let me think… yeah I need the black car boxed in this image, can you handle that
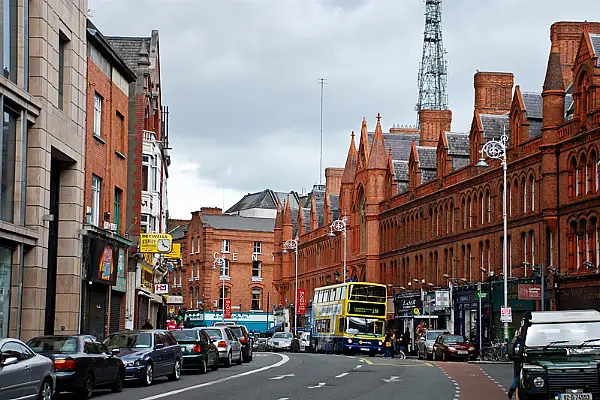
[171,329,219,373]
[27,335,125,399]
[104,330,182,386]
[227,325,253,362]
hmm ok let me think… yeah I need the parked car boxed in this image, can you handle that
[432,334,477,361]
[227,325,253,362]
[0,338,55,400]
[267,332,296,351]
[103,330,182,386]
[254,338,268,352]
[171,329,219,373]
[27,335,124,398]
[299,332,311,352]
[417,330,449,360]
[199,327,242,367]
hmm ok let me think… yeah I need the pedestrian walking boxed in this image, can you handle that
[391,330,396,358]
[183,317,193,328]
[141,318,153,330]
[166,318,177,330]
[383,332,393,358]
[403,327,411,355]
[508,327,522,399]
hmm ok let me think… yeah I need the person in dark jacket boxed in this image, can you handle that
[508,328,522,399]
[141,318,153,329]
[183,317,193,328]
[402,327,411,355]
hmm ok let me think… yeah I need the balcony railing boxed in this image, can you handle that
[143,130,157,142]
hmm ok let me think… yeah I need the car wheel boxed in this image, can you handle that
[236,350,243,365]
[224,351,232,367]
[211,355,219,371]
[199,358,208,374]
[38,378,52,400]
[143,363,154,386]
[442,352,447,362]
[432,351,437,361]
[168,359,181,381]
[427,350,433,360]
[111,367,125,393]
[80,372,95,399]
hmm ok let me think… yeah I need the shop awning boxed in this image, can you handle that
[266,324,283,334]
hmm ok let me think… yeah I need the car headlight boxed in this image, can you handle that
[378,341,383,346]
[447,346,456,351]
[347,339,352,344]
[533,377,545,388]
[469,346,476,351]
[126,360,143,367]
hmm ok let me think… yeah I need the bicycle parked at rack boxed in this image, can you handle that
[480,340,509,361]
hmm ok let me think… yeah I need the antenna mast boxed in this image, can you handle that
[318,78,327,185]
[415,0,448,126]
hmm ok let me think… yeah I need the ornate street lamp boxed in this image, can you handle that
[328,216,347,282]
[282,238,299,335]
[476,131,509,340]
[213,256,227,321]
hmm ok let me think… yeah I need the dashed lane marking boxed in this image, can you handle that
[336,372,349,378]
[308,382,326,389]
[137,354,290,400]
[354,364,363,369]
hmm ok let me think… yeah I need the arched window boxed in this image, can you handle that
[485,189,491,223]
[358,187,366,252]
[450,200,455,232]
[568,221,577,271]
[507,182,513,217]
[218,287,230,309]
[568,157,577,198]
[578,153,587,196]
[480,191,485,225]
[468,196,473,228]
[462,198,467,230]
[529,175,535,212]
[189,289,194,308]
[522,177,527,214]
[577,72,591,118]
[578,219,587,270]
[589,149,599,192]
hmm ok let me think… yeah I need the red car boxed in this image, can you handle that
[432,334,477,361]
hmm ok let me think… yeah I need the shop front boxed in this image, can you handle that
[489,279,537,340]
[81,230,130,340]
[558,276,600,311]
[109,248,127,334]
[454,284,489,347]
[394,291,423,354]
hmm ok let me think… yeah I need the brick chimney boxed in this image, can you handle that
[419,109,452,147]
[199,207,222,215]
[550,22,600,88]
[325,168,343,195]
[389,126,419,135]
[473,72,514,115]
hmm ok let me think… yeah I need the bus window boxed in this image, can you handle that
[347,317,384,336]
[324,290,330,302]
[348,284,386,303]
[317,291,323,303]
[341,286,346,300]
[334,288,341,301]
[313,291,319,303]
[339,318,346,334]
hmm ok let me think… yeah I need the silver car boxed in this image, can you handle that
[0,338,55,400]
[199,327,242,368]
[417,330,449,360]
[267,332,294,351]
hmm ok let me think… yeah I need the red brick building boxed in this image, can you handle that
[181,208,275,314]
[274,21,600,338]
[81,20,136,339]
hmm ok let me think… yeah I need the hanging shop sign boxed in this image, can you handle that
[164,243,181,259]
[140,233,173,253]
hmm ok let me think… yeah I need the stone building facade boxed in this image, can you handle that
[183,208,275,314]
[80,20,136,340]
[1,0,87,340]
[273,21,600,338]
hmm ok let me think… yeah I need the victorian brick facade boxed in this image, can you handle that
[273,21,600,333]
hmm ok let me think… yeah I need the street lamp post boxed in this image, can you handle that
[282,238,299,335]
[213,257,226,322]
[476,131,510,341]
[329,216,348,282]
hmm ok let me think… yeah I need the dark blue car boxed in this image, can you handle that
[103,330,182,386]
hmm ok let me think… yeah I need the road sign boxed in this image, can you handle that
[435,290,450,308]
[154,283,168,294]
[297,289,307,314]
[224,298,232,319]
[164,243,181,259]
[140,233,173,253]
[413,307,420,315]
[501,306,512,323]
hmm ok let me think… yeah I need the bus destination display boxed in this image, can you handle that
[347,302,386,317]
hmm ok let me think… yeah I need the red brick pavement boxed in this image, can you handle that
[435,362,508,400]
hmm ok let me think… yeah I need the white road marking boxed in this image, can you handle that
[382,376,400,383]
[354,364,362,369]
[137,353,290,400]
[335,372,349,378]
[308,382,326,389]
[270,373,295,380]
[277,398,290,400]
[359,359,365,363]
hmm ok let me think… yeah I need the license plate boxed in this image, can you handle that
[180,345,192,354]
[560,393,592,400]
[361,348,369,351]
[458,350,468,355]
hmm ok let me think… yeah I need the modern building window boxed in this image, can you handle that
[142,155,151,192]
[253,241,262,254]
[218,287,230,309]
[220,259,230,277]
[1,106,16,223]
[1,0,17,83]
[93,93,102,137]
[140,214,155,234]
[252,261,261,278]
[251,289,262,310]
[114,188,122,234]
[222,239,230,253]
[91,175,101,227]
[58,34,68,110]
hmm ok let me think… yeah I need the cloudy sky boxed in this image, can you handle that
[88,0,600,219]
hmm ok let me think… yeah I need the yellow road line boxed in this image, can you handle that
[359,358,374,365]
[424,362,434,367]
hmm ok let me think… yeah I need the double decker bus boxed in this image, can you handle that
[311,281,387,355]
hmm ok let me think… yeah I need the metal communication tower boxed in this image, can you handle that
[415,0,448,125]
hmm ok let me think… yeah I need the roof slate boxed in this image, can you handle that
[591,34,600,66]
[368,133,420,161]
[445,132,470,156]
[522,92,543,119]
[202,214,275,232]
[225,189,299,214]
[169,224,189,240]
[452,157,470,171]
[105,36,151,71]
[416,146,437,169]
[393,160,409,183]
[480,114,510,140]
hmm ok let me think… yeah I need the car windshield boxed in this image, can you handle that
[427,331,444,341]
[171,330,198,342]
[525,322,600,347]
[443,335,467,344]
[104,333,152,349]
[201,329,223,341]
[272,333,293,339]
[27,337,78,353]
[230,327,244,339]
[345,317,384,336]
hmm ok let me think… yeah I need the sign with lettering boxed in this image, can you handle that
[98,247,114,282]
[558,286,600,310]
[154,284,169,294]
[224,298,232,319]
[396,294,423,311]
[164,243,181,259]
[140,233,173,253]
[435,290,450,307]
[112,248,126,292]
[347,302,386,317]
[297,289,307,315]
[167,295,183,304]
[518,284,541,300]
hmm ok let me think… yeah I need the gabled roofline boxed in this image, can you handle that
[86,19,137,83]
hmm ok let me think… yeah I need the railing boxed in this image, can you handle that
[143,130,157,141]
[557,122,573,139]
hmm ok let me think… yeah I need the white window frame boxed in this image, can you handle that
[253,241,262,254]
[190,237,195,254]
[252,261,262,278]
[91,175,101,227]
[222,239,230,253]
[142,155,151,192]
[190,261,194,281]
[220,259,230,277]
[196,261,201,280]
[140,214,149,233]
[94,93,102,137]
[151,155,158,192]
[251,289,262,310]
[197,237,201,253]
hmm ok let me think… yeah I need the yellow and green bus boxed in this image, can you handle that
[311,281,387,355]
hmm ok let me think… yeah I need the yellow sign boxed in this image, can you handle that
[413,307,420,315]
[164,243,181,259]
[140,233,172,253]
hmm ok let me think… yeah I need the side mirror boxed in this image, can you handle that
[1,356,18,367]
[155,343,165,350]
[111,348,120,356]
